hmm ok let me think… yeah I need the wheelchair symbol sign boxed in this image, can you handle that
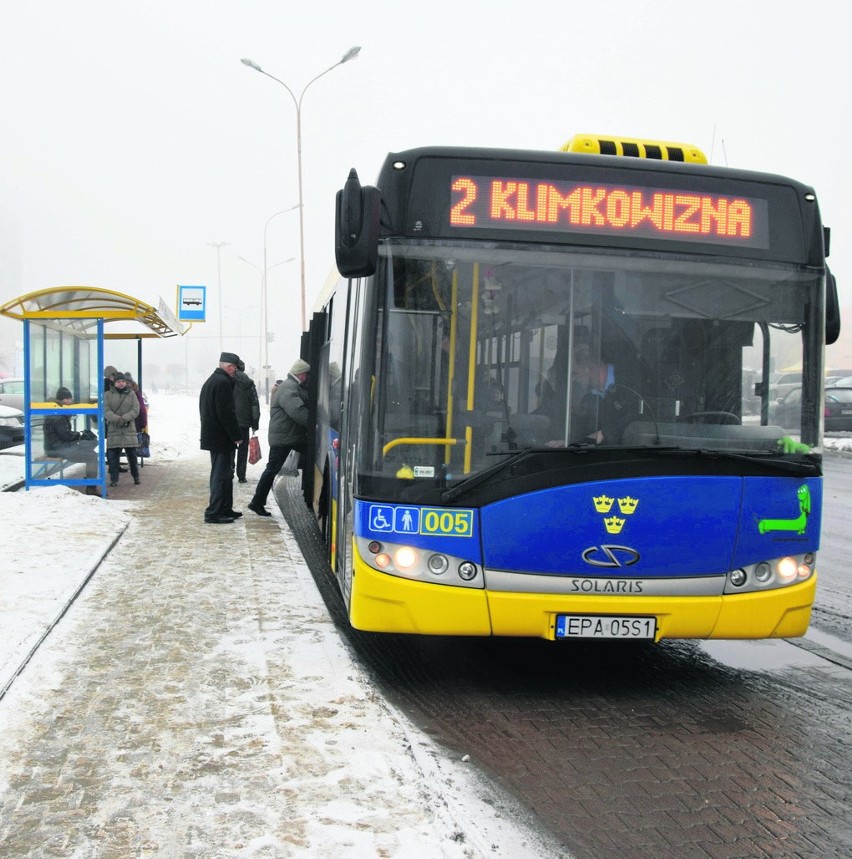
[369,505,395,532]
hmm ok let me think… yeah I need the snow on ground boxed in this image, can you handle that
[0,392,563,858]
[0,394,197,696]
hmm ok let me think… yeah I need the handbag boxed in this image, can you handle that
[248,434,262,465]
[281,449,300,476]
[137,431,151,458]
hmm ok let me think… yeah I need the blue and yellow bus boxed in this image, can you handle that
[302,135,840,641]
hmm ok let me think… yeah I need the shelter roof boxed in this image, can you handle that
[0,286,185,338]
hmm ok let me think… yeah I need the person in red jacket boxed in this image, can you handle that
[199,352,243,524]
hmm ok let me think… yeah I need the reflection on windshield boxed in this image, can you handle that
[358,242,821,494]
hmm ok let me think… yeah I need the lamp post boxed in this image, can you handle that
[208,241,229,351]
[240,47,361,332]
[239,252,296,402]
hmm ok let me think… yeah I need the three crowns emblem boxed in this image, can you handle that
[593,495,639,534]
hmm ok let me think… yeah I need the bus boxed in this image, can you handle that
[300,134,840,642]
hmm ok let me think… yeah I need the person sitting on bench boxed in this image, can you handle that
[43,387,100,492]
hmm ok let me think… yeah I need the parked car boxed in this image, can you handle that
[0,403,25,449]
[0,377,24,411]
[769,372,801,401]
[827,375,852,388]
[772,386,852,433]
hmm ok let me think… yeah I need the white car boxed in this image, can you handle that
[0,377,25,411]
[769,372,801,401]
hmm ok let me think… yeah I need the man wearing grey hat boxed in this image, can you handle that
[199,352,244,523]
[248,358,310,517]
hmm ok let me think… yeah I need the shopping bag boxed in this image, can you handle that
[137,431,151,458]
[248,434,262,465]
[281,449,300,476]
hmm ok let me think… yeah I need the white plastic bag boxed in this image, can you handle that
[281,449,300,476]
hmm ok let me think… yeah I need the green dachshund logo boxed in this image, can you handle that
[757,485,811,535]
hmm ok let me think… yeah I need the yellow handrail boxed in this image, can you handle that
[383,436,464,456]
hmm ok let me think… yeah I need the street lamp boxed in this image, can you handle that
[238,251,296,402]
[208,241,229,351]
[240,46,362,332]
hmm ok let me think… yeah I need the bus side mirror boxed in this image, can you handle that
[335,168,381,278]
[826,268,840,345]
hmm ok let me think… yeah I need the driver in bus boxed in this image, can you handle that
[544,350,635,447]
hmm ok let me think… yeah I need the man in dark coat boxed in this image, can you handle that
[247,358,310,517]
[233,358,260,483]
[43,386,101,493]
[199,351,243,523]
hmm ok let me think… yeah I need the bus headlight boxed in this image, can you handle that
[458,561,478,581]
[723,553,815,593]
[754,562,772,583]
[356,537,484,589]
[776,556,798,583]
[394,546,418,570]
[729,568,747,588]
[427,554,449,575]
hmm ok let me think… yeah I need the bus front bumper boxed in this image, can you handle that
[349,556,817,640]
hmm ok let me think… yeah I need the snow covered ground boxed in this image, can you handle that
[0,393,563,858]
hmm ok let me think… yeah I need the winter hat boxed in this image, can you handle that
[56,387,73,401]
[113,373,128,384]
[103,365,118,378]
[236,358,245,372]
[289,358,311,375]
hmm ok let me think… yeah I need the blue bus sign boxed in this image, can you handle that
[177,285,206,321]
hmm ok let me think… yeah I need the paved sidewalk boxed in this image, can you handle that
[0,453,557,858]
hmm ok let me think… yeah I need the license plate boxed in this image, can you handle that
[555,614,656,640]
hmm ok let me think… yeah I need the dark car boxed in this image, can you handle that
[772,386,852,433]
[0,403,25,449]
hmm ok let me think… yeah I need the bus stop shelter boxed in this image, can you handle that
[0,286,185,496]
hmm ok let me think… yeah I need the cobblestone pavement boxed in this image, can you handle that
[0,456,561,858]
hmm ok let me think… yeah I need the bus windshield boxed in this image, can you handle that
[357,239,822,498]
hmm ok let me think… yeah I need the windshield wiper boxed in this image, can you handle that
[441,447,558,503]
[691,448,818,475]
[637,446,818,475]
[440,442,665,502]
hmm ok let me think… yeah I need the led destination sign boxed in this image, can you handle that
[449,175,769,248]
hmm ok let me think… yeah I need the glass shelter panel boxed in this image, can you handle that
[24,319,105,491]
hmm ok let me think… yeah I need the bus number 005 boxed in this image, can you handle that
[421,510,473,536]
